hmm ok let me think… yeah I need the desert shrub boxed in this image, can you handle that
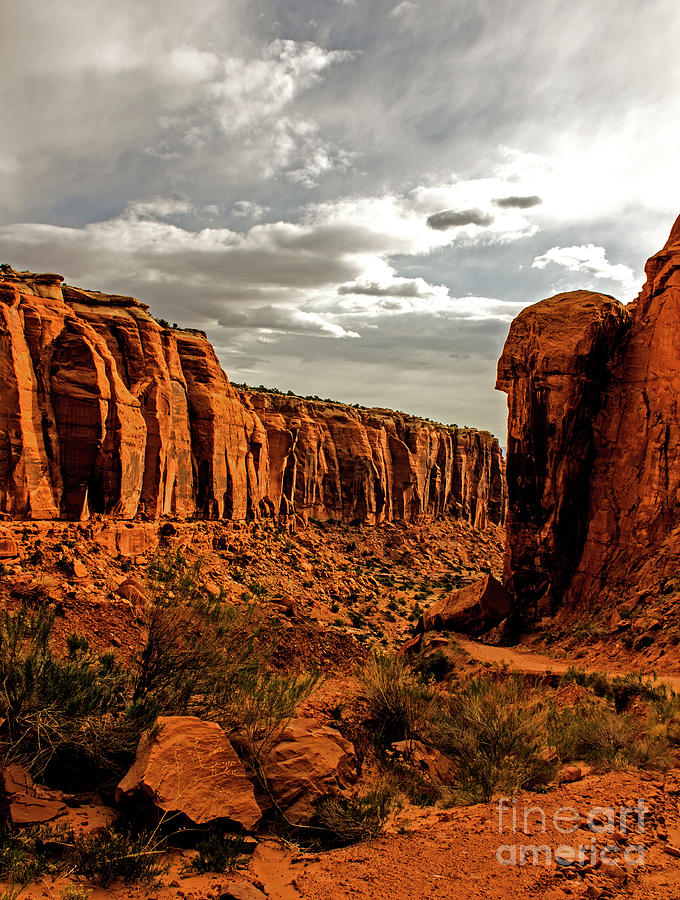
[233,669,320,778]
[136,552,321,783]
[133,550,269,712]
[610,673,676,715]
[184,830,249,874]
[60,887,92,900]
[413,649,455,682]
[71,826,167,886]
[134,552,320,741]
[561,667,676,713]
[0,551,319,794]
[548,703,671,770]
[132,595,262,714]
[380,758,442,806]
[429,677,556,802]
[0,826,56,884]
[361,651,434,746]
[314,787,397,846]
[0,823,74,889]
[0,888,24,900]
[0,607,153,783]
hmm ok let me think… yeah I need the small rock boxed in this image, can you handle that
[72,559,88,579]
[218,883,267,900]
[601,861,627,881]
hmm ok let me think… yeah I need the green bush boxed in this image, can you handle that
[314,787,397,846]
[548,703,671,770]
[60,887,92,900]
[429,677,556,802]
[0,824,66,885]
[361,652,434,746]
[0,607,153,783]
[0,551,319,789]
[72,827,167,886]
[185,830,249,874]
[560,667,676,713]
[413,649,455,682]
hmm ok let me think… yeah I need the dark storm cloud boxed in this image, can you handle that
[426,209,495,231]
[338,281,424,297]
[493,195,543,209]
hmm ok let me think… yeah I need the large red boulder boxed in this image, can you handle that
[420,574,512,635]
[116,716,261,830]
[265,717,359,825]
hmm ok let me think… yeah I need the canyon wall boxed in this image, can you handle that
[0,269,505,528]
[497,215,680,618]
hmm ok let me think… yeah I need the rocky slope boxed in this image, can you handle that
[497,214,680,619]
[0,268,505,527]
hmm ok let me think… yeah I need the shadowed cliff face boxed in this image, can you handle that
[0,270,505,528]
[497,214,680,617]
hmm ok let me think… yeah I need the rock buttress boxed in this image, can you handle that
[498,215,680,617]
[496,290,630,616]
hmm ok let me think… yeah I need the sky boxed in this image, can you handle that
[1,0,679,439]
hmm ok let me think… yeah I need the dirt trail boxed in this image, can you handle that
[455,635,680,692]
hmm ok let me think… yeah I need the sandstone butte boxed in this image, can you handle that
[0,269,505,529]
[497,213,680,620]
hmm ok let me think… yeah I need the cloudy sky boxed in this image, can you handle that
[2,0,679,439]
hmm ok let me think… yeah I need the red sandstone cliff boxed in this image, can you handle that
[0,269,505,528]
[243,391,505,528]
[497,215,680,617]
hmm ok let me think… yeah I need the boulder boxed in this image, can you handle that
[218,884,267,900]
[0,534,18,559]
[116,716,261,830]
[390,739,454,783]
[1,765,67,825]
[116,576,147,606]
[420,574,512,636]
[265,717,359,824]
[71,559,88,579]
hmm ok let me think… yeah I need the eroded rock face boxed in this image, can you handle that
[497,215,680,616]
[497,291,630,615]
[244,392,506,527]
[0,269,505,528]
[116,716,261,830]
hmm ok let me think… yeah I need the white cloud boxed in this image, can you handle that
[389,1,419,18]
[208,40,352,134]
[160,46,221,84]
[532,244,636,285]
[232,201,270,220]
[129,197,193,218]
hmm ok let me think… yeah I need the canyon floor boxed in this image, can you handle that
[2,515,680,900]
